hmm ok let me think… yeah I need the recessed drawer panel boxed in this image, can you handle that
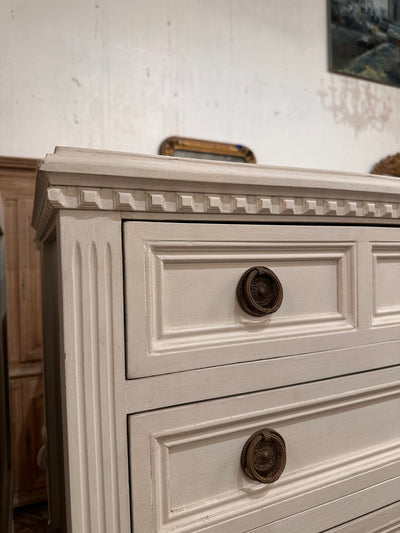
[372,243,400,326]
[128,367,400,532]
[124,222,361,378]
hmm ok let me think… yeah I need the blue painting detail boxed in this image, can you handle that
[330,0,400,88]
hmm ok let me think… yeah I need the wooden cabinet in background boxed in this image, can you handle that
[0,157,46,506]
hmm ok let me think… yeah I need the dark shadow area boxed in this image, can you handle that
[14,501,48,533]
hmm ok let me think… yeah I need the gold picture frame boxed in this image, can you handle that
[159,136,256,163]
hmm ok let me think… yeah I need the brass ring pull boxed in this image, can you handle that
[236,266,283,316]
[241,428,286,483]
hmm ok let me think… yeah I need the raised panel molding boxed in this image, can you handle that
[4,198,21,366]
[124,222,360,378]
[18,198,42,362]
[148,241,355,347]
[9,375,45,505]
[4,196,43,363]
[371,244,400,326]
[58,212,129,532]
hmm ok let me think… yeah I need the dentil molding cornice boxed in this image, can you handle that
[33,147,400,239]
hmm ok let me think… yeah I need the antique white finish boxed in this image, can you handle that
[124,222,358,377]
[33,148,400,532]
[57,212,129,532]
[129,368,400,532]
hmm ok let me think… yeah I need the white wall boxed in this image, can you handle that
[1,0,399,173]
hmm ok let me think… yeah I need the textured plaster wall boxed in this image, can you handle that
[1,0,399,172]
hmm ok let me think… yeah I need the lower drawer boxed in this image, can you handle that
[129,367,400,532]
[247,484,400,532]
[326,499,400,533]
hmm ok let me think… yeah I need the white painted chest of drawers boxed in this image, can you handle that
[32,148,400,533]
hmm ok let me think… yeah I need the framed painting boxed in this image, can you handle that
[159,137,256,163]
[329,0,400,88]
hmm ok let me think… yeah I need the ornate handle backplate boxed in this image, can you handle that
[236,266,283,316]
[240,428,286,483]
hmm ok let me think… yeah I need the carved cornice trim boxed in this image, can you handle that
[49,186,400,217]
[36,147,400,198]
[33,184,400,238]
[32,148,400,237]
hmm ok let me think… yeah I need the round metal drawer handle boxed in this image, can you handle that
[241,428,286,483]
[236,266,283,317]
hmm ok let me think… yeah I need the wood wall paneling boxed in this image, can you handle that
[0,196,13,533]
[18,198,42,363]
[0,156,46,506]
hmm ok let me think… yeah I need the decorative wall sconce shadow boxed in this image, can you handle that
[318,76,392,136]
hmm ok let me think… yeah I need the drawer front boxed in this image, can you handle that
[326,500,400,533]
[124,222,400,378]
[128,367,400,532]
[247,490,400,532]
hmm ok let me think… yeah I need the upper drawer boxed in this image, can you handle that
[124,222,400,378]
